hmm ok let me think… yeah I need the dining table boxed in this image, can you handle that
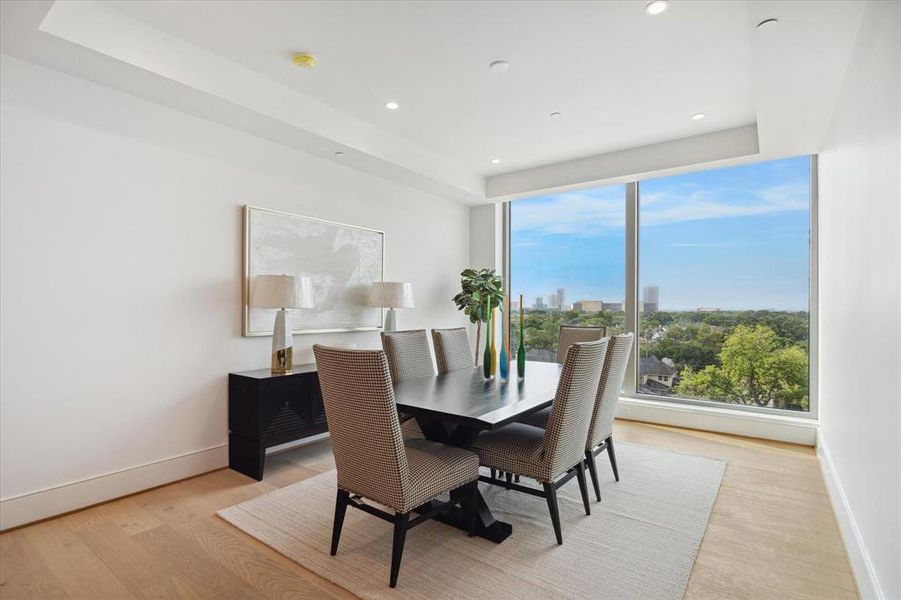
[392,360,563,543]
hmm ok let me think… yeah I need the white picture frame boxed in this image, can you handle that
[243,205,385,336]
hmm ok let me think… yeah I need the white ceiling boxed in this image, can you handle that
[103,0,756,176]
[0,1,867,203]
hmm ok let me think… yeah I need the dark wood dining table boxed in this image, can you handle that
[392,360,563,543]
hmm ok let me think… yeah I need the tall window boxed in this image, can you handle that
[638,157,811,411]
[508,156,813,413]
[510,184,625,362]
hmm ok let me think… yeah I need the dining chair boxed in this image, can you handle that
[471,338,609,545]
[380,329,437,438]
[556,325,607,363]
[313,345,480,588]
[431,327,474,374]
[519,333,634,501]
[380,329,437,381]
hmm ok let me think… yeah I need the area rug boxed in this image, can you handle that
[218,443,725,599]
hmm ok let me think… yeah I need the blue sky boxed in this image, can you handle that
[511,156,810,311]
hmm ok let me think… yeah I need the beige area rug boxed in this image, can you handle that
[218,443,725,599]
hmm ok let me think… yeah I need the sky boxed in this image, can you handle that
[510,156,811,311]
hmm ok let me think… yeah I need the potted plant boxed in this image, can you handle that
[452,268,505,364]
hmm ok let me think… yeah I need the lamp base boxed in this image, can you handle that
[271,308,293,374]
[384,308,398,332]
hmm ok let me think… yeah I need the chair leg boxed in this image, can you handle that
[542,482,563,545]
[514,474,520,483]
[607,435,620,482]
[585,449,602,502]
[575,462,591,516]
[330,489,350,556]
[389,513,409,588]
[505,472,513,488]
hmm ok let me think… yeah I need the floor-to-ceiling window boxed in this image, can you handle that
[509,184,626,362]
[508,156,814,414]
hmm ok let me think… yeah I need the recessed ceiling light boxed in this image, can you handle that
[644,0,669,15]
[488,60,510,72]
[490,158,501,164]
[691,113,707,121]
[550,112,562,118]
[757,18,779,30]
[334,151,345,157]
[384,101,400,110]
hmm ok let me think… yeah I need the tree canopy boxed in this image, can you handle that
[676,324,808,410]
[517,308,809,411]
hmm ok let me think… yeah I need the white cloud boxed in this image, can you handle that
[512,181,808,236]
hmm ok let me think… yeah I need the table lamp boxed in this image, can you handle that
[251,274,314,373]
[370,282,414,332]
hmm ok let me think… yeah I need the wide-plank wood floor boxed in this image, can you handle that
[0,420,857,599]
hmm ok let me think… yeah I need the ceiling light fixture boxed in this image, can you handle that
[490,158,501,164]
[488,60,510,72]
[550,112,562,118]
[334,151,346,157]
[384,101,400,110]
[691,113,707,121]
[644,0,669,15]
[757,17,779,30]
[292,53,317,68]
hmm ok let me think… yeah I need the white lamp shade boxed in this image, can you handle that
[251,274,314,309]
[370,282,415,308]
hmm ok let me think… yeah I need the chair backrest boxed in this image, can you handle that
[380,329,437,383]
[431,327,474,374]
[313,345,409,511]
[586,333,634,450]
[542,339,609,478]
[556,325,607,363]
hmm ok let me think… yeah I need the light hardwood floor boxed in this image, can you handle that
[0,420,857,599]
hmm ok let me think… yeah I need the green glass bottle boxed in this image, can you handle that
[483,298,493,379]
[517,294,526,379]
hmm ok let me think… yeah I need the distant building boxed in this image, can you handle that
[572,299,623,312]
[696,307,721,313]
[547,294,558,309]
[573,300,604,312]
[643,285,659,313]
[638,356,675,393]
[533,296,546,309]
[556,288,566,311]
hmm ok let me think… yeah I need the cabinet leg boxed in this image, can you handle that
[229,434,265,480]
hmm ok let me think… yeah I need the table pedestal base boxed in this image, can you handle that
[414,417,513,544]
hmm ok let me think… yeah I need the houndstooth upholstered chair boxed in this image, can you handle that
[313,345,479,588]
[380,329,436,439]
[556,325,607,363]
[431,327,474,374]
[380,329,437,381]
[472,339,609,545]
[519,333,634,502]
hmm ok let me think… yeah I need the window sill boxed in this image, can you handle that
[616,396,818,445]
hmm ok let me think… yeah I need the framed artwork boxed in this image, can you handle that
[243,205,384,336]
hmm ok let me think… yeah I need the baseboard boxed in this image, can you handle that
[817,435,884,600]
[617,396,818,445]
[0,443,228,531]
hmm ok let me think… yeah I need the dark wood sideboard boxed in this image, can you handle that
[228,364,326,480]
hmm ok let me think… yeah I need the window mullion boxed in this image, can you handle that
[624,181,639,395]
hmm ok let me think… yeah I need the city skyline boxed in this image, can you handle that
[511,156,811,311]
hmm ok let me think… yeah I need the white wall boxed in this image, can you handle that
[0,56,470,529]
[817,2,900,598]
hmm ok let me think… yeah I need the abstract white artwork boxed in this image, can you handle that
[243,206,384,336]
